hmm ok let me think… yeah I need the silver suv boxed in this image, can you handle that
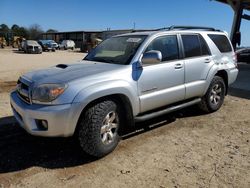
[10,26,238,157]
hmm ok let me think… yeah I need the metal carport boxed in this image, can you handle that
[215,0,250,49]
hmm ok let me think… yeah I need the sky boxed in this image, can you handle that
[0,0,249,46]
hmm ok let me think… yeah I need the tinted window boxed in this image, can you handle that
[208,34,232,53]
[199,35,210,55]
[182,35,201,58]
[146,35,179,62]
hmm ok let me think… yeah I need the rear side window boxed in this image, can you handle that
[181,35,210,58]
[208,34,232,53]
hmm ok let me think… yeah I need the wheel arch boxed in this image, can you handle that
[74,93,135,136]
[215,70,228,95]
[204,66,229,96]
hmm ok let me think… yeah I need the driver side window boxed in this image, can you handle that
[146,35,179,62]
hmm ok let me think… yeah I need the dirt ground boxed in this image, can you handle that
[0,48,249,188]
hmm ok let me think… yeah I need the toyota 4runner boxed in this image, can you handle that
[10,26,238,157]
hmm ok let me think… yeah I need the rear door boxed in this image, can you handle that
[181,34,213,99]
[138,35,185,113]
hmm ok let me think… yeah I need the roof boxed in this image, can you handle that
[43,29,155,35]
[116,29,225,38]
[215,0,250,11]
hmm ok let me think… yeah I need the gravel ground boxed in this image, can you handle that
[0,48,249,188]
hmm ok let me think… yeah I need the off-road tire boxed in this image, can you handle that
[78,100,122,158]
[199,76,226,113]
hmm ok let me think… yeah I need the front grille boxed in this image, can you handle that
[17,78,32,104]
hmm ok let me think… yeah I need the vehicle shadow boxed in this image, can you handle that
[12,49,25,54]
[12,49,43,54]
[0,118,96,173]
[122,105,205,140]
[0,106,203,174]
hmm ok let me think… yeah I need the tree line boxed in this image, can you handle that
[0,23,58,40]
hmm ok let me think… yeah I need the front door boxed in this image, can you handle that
[137,35,185,113]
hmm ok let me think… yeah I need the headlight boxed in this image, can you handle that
[32,83,67,102]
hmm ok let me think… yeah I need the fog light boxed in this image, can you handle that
[35,119,48,131]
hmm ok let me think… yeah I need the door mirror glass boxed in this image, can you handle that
[142,50,162,64]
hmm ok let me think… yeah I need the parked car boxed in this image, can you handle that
[10,26,238,158]
[236,47,250,63]
[48,40,59,50]
[59,40,75,50]
[38,40,56,52]
[22,40,42,54]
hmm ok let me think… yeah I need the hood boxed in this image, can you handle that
[23,61,126,84]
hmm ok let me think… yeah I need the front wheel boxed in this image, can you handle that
[199,76,226,113]
[78,100,122,158]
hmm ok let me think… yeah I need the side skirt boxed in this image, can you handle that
[134,98,201,123]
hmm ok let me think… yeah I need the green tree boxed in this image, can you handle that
[46,29,58,33]
[18,27,29,38]
[11,24,20,35]
[0,24,9,33]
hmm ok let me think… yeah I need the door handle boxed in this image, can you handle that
[175,63,183,69]
[204,58,211,63]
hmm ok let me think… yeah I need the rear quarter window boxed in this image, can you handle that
[208,34,232,53]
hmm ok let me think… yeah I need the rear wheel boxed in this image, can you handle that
[78,100,122,158]
[199,76,226,113]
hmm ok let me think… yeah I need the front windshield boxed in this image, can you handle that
[84,35,147,65]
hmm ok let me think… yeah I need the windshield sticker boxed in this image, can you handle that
[126,38,142,43]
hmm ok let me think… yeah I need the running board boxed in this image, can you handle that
[134,98,201,122]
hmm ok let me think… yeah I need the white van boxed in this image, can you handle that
[59,40,75,50]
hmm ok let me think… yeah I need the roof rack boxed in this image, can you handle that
[156,25,222,32]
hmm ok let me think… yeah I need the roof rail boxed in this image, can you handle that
[156,25,222,32]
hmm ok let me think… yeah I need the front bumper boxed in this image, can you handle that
[26,47,42,54]
[10,91,82,137]
[43,47,55,51]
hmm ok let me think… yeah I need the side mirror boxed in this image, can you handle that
[141,50,162,64]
